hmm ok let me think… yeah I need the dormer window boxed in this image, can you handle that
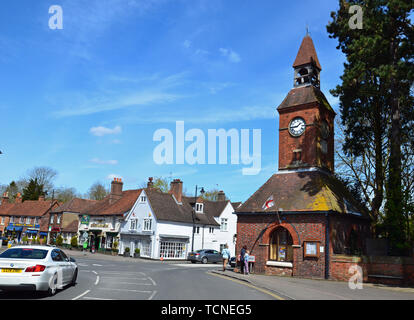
[195,203,204,213]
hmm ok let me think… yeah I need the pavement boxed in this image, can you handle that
[209,268,414,300]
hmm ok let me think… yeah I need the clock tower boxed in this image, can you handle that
[277,35,335,172]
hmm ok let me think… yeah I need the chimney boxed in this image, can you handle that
[147,177,154,189]
[15,192,22,203]
[1,192,9,205]
[217,190,226,202]
[110,178,123,203]
[169,179,183,203]
[38,195,45,201]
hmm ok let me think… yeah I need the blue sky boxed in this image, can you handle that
[0,0,345,202]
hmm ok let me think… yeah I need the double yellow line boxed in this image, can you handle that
[209,272,286,300]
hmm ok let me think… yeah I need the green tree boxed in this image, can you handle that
[327,0,414,253]
[55,187,79,203]
[22,178,45,201]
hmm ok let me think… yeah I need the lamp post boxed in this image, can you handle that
[191,185,205,252]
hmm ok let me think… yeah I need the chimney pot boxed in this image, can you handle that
[110,177,123,204]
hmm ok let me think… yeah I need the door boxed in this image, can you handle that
[59,250,74,284]
[51,249,69,285]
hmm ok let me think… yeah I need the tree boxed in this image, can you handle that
[327,0,414,253]
[55,187,79,203]
[26,166,57,192]
[152,177,171,193]
[87,182,109,200]
[22,178,45,201]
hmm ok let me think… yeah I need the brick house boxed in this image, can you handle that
[0,192,59,243]
[48,198,98,245]
[235,34,371,279]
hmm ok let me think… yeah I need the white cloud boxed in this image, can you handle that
[89,158,119,165]
[107,173,123,180]
[183,40,192,48]
[219,48,241,63]
[90,125,122,136]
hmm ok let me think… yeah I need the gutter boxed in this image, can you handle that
[325,211,330,279]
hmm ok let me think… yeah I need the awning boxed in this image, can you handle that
[159,234,190,241]
[39,232,48,236]
[14,226,23,232]
[26,230,38,234]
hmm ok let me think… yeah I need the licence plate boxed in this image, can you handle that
[1,268,23,273]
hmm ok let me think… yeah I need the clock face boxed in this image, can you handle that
[289,117,306,137]
[321,121,330,139]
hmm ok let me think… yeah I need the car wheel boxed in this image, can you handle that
[71,269,78,286]
[202,257,208,264]
[47,273,58,296]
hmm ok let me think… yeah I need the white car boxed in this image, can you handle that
[0,245,78,296]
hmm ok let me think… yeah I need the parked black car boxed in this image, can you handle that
[187,249,222,264]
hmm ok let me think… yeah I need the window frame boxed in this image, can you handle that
[269,227,293,262]
[303,241,320,258]
[143,218,152,231]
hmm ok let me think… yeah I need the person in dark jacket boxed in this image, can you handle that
[240,245,247,274]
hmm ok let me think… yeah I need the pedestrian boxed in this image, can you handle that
[221,244,230,272]
[240,245,247,274]
[244,250,250,275]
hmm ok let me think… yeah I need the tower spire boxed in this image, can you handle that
[293,34,321,88]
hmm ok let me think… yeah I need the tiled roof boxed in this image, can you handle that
[293,35,322,70]
[277,85,335,113]
[82,189,143,216]
[0,200,58,217]
[146,190,220,226]
[51,198,98,214]
[235,170,369,217]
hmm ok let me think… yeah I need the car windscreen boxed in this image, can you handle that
[0,248,48,259]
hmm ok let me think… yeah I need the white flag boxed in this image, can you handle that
[262,195,275,210]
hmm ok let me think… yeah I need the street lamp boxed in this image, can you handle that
[191,185,205,252]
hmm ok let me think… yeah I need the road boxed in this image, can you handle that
[0,253,276,300]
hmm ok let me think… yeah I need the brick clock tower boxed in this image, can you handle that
[235,34,371,281]
[277,34,335,172]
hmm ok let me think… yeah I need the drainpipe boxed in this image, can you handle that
[325,211,330,279]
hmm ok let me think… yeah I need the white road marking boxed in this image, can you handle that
[72,290,90,300]
[148,290,157,300]
[83,296,114,300]
[92,271,98,275]
[95,275,100,285]
[78,264,88,267]
[92,264,103,267]
[173,264,218,268]
[98,288,152,293]
[147,277,156,286]
[99,276,148,280]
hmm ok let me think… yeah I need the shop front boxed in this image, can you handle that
[5,224,23,242]
[120,232,153,258]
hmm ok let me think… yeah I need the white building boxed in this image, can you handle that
[118,178,238,259]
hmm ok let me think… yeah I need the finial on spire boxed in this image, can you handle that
[306,25,309,36]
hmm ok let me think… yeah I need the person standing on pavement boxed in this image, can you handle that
[244,250,250,275]
[221,244,230,272]
[240,245,247,274]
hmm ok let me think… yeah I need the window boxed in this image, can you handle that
[193,226,200,234]
[57,214,61,224]
[0,217,4,225]
[140,196,147,203]
[269,228,293,262]
[195,203,203,213]
[143,218,152,231]
[220,218,228,231]
[26,217,31,224]
[19,216,24,224]
[10,216,14,223]
[34,217,39,225]
[209,227,214,234]
[130,219,138,230]
[159,241,186,259]
[0,248,48,259]
[51,250,63,262]
[50,214,54,224]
